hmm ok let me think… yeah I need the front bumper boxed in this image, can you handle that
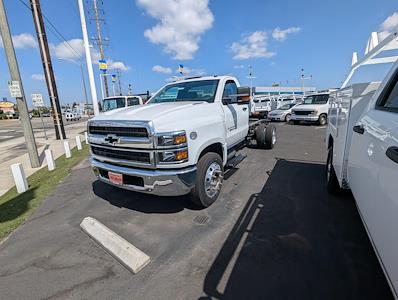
[291,115,319,122]
[90,157,196,196]
[269,115,284,121]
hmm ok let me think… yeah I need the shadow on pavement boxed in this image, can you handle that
[0,187,37,223]
[200,159,392,300]
[92,180,201,214]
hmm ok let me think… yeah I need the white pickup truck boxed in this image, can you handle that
[326,55,398,298]
[88,76,277,207]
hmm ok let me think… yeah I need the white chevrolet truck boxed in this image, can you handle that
[326,31,398,299]
[88,76,276,207]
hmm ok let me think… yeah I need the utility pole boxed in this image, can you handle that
[247,65,256,97]
[30,0,65,139]
[128,84,132,96]
[300,68,312,97]
[0,0,40,167]
[116,69,122,95]
[77,0,99,116]
[92,0,109,98]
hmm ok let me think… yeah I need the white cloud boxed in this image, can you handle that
[231,31,275,60]
[50,38,84,61]
[0,33,38,49]
[49,38,129,71]
[108,60,130,71]
[152,65,172,74]
[31,74,45,81]
[233,64,245,69]
[272,27,301,42]
[379,12,398,41]
[137,0,214,60]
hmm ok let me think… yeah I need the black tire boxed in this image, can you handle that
[285,113,291,122]
[256,124,276,149]
[190,152,224,208]
[326,147,340,194]
[319,114,327,126]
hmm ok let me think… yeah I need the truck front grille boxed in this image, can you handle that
[89,126,148,138]
[91,146,151,164]
[294,110,312,115]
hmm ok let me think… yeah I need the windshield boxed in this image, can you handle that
[303,94,329,105]
[102,98,126,111]
[150,80,219,103]
[279,104,295,110]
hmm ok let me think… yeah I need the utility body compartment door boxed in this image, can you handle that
[221,80,249,147]
[348,72,398,297]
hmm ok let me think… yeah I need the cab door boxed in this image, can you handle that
[221,80,249,147]
[348,70,398,296]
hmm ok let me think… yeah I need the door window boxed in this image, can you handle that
[377,75,398,113]
[127,98,140,106]
[222,80,238,104]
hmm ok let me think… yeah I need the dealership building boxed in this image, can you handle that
[254,86,316,96]
[0,100,16,114]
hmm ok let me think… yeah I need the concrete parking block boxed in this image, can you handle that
[80,217,151,274]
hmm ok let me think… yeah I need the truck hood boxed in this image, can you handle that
[292,104,320,111]
[91,101,223,132]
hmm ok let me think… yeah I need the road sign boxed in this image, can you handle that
[111,74,117,82]
[31,93,44,107]
[99,60,107,71]
[8,80,22,98]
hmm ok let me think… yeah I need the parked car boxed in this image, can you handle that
[251,96,274,118]
[268,103,297,122]
[88,76,277,208]
[65,112,80,121]
[102,95,144,112]
[291,93,330,125]
[326,32,398,299]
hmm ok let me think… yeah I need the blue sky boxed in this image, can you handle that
[0,0,397,107]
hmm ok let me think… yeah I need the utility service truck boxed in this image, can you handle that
[88,76,277,208]
[325,31,398,299]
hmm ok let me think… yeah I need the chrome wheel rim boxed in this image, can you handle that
[272,128,277,145]
[286,114,291,122]
[204,162,223,198]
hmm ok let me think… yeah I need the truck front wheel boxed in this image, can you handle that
[190,153,224,208]
[326,147,340,194]
[319,114,327,125]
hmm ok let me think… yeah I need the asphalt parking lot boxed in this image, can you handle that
[0,117,88,142]
[0,123,393,300]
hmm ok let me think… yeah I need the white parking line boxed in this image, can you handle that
[80,217,150,274]
[315,126,326,130]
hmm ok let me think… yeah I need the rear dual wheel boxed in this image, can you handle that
[256,124,276,149]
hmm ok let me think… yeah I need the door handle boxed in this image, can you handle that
[242,107,247,111]
[386,146,398,164]
[353,125,365,134]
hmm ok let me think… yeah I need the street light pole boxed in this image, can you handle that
[78,0,99,115]
[0,0,40,168]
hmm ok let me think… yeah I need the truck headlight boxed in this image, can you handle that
[157,131,187,147]
[157,149,188,163]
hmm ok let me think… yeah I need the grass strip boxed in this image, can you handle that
[0,144,89,241]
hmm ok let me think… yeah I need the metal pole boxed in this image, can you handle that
[77,0,99,116]
[93,0,109,97]
[112,82,115,96]
[30,0,65,140]
[0,0,40,168]
[99,73,104,100]
[39,107,47,140]
[80,64,88,111]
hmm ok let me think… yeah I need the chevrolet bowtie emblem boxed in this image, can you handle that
[104,134,119,144]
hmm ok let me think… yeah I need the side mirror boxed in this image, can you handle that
[237,87,251,104]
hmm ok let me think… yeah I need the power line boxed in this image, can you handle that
[16,0,82,61]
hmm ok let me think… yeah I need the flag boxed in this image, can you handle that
[178,64,184,75]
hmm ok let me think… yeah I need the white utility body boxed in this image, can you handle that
[88,76,277,207]
[326,30,398,299]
